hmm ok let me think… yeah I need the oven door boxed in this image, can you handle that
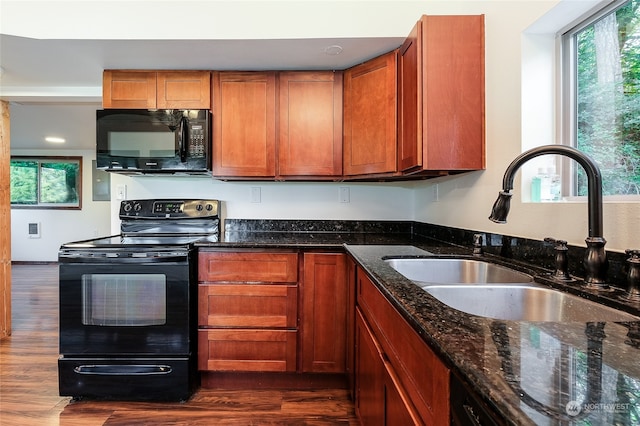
[59,250,195,356]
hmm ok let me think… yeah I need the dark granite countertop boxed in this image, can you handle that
[196,219,640,425]
[345,244,640,426]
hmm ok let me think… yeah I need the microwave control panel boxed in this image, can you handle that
[188,123,206,158]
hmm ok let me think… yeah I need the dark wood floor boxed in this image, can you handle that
[0,264,359,425]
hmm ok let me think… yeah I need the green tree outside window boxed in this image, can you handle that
[10,157,82,209]
[573,0,640,195]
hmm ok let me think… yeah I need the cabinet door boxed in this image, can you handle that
[398,20,422,172]
[399,15,485,173]
[383,354,424,425]
[343,51,398,177]
[212,71,277,177]
[356,309,423,426]
[278,71,343,178]
[346,256,357,398]
[421,15,485,170]
[301,252,347,373]
[355,309,385,426]
[357,267,450,425]
[156,71,211,109]
[102,70,157,109]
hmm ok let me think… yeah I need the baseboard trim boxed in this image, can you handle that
[200,372,348,390]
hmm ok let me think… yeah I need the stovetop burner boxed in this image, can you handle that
[60,199,221,252]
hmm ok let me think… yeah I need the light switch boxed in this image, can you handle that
[116,184,127,200]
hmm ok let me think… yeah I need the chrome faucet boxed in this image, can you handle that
[488,145,609,289]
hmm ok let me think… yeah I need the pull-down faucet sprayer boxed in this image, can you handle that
[489,145,608,289]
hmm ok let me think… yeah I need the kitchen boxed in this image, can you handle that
[2,0,640,425]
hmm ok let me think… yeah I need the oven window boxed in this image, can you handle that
[81,274,167,326]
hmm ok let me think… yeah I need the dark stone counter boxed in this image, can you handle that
[196,219,640,425]
[346,244,640,426]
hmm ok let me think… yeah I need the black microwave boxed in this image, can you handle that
[96,109,211,175]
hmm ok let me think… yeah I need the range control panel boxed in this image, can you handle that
[119,199,220,219]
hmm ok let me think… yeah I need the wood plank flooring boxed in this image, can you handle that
[0,264,360,425]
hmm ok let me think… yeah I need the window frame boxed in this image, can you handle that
[10,155,83,210]
[560,0,640,199]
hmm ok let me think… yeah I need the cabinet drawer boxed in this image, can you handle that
[198,251,298,283]
[357,269,449,425]
[198,329,297,372]
[198,284,297,328]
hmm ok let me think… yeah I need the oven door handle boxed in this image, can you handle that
[73,365,173,376]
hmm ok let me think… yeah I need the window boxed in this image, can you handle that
[563,0,640,196]
[10,156,82,209]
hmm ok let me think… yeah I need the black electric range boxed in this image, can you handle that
[58,199,220,401]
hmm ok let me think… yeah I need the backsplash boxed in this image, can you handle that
[412,222,631,292]
[224,219,414,234]
[225,218,633,292]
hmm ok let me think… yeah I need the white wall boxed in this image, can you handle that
[11,0,640,261]
[108,174,417,234]
[414,0,640,254]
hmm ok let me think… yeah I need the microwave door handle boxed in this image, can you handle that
[179,116,188,163]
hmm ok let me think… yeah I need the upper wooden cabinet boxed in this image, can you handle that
[102,70,210,109]
[343,51,398,177]
[278,71,343,178]
[102,14,484,181]
[398,15,485,174]
[103,71,156,109]
[212,71,277,178]
[156,71,211,109]
[212,71,343,179]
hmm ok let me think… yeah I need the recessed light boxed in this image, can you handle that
[45,136,66,143]
[324,45,343,56]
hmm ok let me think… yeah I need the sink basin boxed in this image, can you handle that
[424,284,640,322]
[385,258,533,284]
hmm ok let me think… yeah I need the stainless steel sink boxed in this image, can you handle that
[384,257,638,322]
[384,258,533,284]
[423,284,640,322]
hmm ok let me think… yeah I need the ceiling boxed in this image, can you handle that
[0,0,423,151]
[1,35,402,151]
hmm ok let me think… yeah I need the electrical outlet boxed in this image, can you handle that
[251,187,261,203]
[339,187,350,203]
[432,184,439,202]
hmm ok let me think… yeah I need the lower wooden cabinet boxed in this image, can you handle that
[355,309,385,424]
[198,250,299,373]
[356,266,450,425]
[356,309,421,425]
[198,328,297,372]
[301,252,347,373]
[346,255,357,398]
[197,249,347,377]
